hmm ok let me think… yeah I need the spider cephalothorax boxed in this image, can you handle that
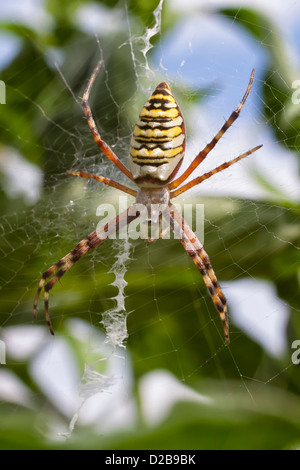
[33,64,262,344]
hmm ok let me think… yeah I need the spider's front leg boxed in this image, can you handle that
[82,62,134,182]
[166,203,229,344]
[33,207,140,334]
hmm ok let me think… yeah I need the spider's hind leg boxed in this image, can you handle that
[167,203,229,344]
[33,243,90,335]
[33,207,140,335]
[33,253,72,319]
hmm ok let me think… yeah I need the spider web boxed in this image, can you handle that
[0,0,300,445]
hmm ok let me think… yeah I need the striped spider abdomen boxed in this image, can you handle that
[130,82,186,187]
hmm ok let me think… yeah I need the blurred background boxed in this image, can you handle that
[0,0,300,449]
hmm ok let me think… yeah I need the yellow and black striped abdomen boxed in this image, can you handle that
[130,82,185,187]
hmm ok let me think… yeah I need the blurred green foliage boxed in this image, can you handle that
[0,0,300,450]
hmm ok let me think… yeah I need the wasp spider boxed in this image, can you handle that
[33,64,262,344]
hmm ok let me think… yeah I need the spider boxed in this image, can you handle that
[33,63,262,344]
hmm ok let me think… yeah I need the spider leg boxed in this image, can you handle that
[67,171,137,197]
[33,253,73,328]
[145,212,170,242]
[170,144,262,198]
[169,69,255,190]
[167,203,229,344]
[33,206,140,334]
[82,62,134,182]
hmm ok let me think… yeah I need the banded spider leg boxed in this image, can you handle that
[33,207,140,334]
